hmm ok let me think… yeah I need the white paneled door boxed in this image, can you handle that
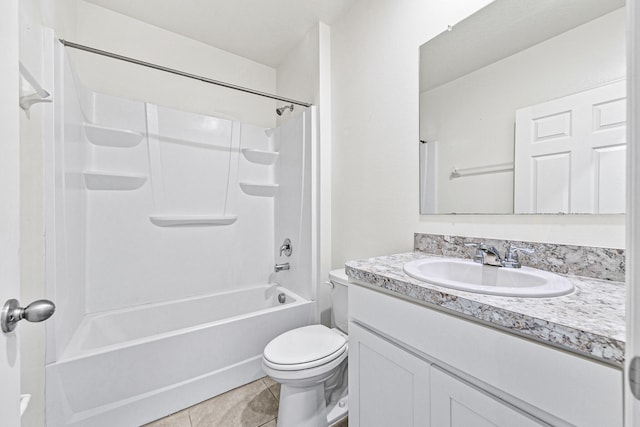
[0,0,21,425]
[515,80,626,214]
[628,0,640,425]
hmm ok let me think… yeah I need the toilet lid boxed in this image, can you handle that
[264,325,347,368]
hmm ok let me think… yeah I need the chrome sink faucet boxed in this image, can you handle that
[465,242,503,267]
[465,242,534,268]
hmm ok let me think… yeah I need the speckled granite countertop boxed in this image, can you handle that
[345,252,626,367]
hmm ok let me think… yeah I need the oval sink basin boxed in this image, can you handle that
[403,258,574,297]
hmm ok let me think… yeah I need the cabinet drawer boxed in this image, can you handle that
[431,365,546,427]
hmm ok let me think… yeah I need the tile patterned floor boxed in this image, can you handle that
[144,377,348,427]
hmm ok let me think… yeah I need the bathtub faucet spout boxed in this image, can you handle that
[274,263,290,272]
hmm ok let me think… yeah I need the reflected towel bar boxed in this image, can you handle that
[450,162,514,179]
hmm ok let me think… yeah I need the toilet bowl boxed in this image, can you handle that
[262,269,349,427]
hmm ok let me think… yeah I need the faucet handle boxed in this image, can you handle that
[506,244,534,257]
[464,242,485,263]
[503,244,534,268]
[279,238,292,257]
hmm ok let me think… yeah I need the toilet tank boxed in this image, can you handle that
[328,269,350,333]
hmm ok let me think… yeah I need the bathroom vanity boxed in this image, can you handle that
[345,248,625,427]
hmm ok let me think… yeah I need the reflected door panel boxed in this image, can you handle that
[514,80,626,214]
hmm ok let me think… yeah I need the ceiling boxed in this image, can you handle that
[84,0,357,68]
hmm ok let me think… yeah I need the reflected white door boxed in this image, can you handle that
[0,0,22,425]
[514,80,626,214]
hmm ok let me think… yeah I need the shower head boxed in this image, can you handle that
[276,104,294,116]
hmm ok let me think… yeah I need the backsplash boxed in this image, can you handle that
[414,234,625,282]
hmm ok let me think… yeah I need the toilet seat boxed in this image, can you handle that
[263,325,347,371]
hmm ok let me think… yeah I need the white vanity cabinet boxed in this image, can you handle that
[348,283,624,427]
[349,322,430,426]
[350,322,546,427]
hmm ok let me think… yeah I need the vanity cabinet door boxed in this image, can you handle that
[349,322,430,427]
[430,366,546,427]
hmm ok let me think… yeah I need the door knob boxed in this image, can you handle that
[1,299,55,333]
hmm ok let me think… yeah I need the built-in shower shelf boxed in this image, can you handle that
[84,123,144,148]
[239,182,279,197]
[83,171,147,190]
[241,148,279,165]
[149,215,238,227]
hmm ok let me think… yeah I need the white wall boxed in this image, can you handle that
[331,0,625,269]
[72,1,277,128]
[39,0,276,130]
[40,0,77,40]
[276,24,320,116]
[421,8,626,213]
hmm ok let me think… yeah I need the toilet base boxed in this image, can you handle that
[278,382,327,427]
[326,395,348,426]
[277,385,349,427]
[275,374,349,427]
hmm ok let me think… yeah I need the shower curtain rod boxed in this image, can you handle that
[58,39,313,108]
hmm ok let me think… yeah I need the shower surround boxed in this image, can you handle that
[44,40,316,426]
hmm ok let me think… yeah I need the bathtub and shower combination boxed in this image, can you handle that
[44,38,317,426]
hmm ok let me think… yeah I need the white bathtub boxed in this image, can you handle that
[45,285,315,427]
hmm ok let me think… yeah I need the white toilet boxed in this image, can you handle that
[262,269,349,427]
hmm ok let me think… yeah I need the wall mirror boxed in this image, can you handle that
[419,0,626,214]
